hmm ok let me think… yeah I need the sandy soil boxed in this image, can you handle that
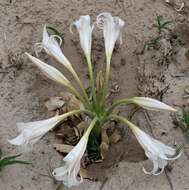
[0,0,189,189]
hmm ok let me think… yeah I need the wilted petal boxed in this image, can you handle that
[26,53,70,86]
[128,121,182,175]
[97,12,125,59]
[131,97,177,112]
[52,118,97,187]
[71,15,93,57]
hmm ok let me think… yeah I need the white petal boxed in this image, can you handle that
[8,134,25,146]
[52,165,68,181]
[42,25,72,69]
[128,122,181,175]
[52,118,97,187]
[9,114,68,149]
[26,53,70,86]
[157,157,168,170]
[132,97,177,112]
[143,151,166,175]
[97,12,124,57]
[53,134,88,187]
[132,125,177,159]
[143,154,159,175]
[151,138,176,157]
[72,15,93,56]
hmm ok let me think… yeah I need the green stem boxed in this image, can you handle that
[85,117,98,137]
[91,124,101,141]
[109,114,135,130]
[59,109,95,122]
[59,109,82,118]
[106,98,132,115]
[82,109,95,118]
[86,55,97,104]
[68,66,90,106]
[102,55,111,102]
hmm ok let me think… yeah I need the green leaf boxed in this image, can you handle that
[157,15,162,26]
[182,109,189,128]
[1,160,31,166]
[161,21,172,28]
[0,149,2,159]
[154,15,172,34]
[46,26,64,43]
[2,153,22,160]
[0,153,31,170]
[0,154,22,164]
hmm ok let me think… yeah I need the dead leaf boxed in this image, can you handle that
[53,144,74,153]
[109,129,122,144]
[45,97,65,111]
[55,124,79,145]
[60,92,81,112]
[80,167,96,181]
[96,70,104,92]
[76,121,88,136]
[100,127,109,160]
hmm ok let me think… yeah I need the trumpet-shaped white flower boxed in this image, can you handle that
[35,25,72,70]
[131,97,177,112]
[26,53,70,86]
[8,112,77,150]
[71,15,93,59]
[128,121,182,175]
[52,118,97,187]
[96,12,125,60]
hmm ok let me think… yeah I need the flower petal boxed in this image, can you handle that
[8,134,25,146]
[72,15,93,56]
[52,165,68,181]
[9,114,73,150]
[42,25,72,69]
[131,125,179,159]
[25,53,70,86]
[132,97,177,112]
[143,151,166,175]
[96,12,125,57]
[126,120,181,175]
[52,118,97,187]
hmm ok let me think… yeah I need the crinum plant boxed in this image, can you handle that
[9,13,182,187]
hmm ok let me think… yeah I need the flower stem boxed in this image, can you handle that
[86,55,97,104]
[59,109,82,119]
[101,54,111,105]
[109,114,135,130]
[85,117,98,137]
[59,109,95,122]
[106,98,132,115]
[68,66,90,106]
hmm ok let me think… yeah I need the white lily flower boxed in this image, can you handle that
[52,118,97,187]
[26,53,70,86]
[128,121,182,175]
[35,25,72,70]
[96,12,125,60]
[131,97,177,112]
[8,111,78,150]
[71,15,93,59]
